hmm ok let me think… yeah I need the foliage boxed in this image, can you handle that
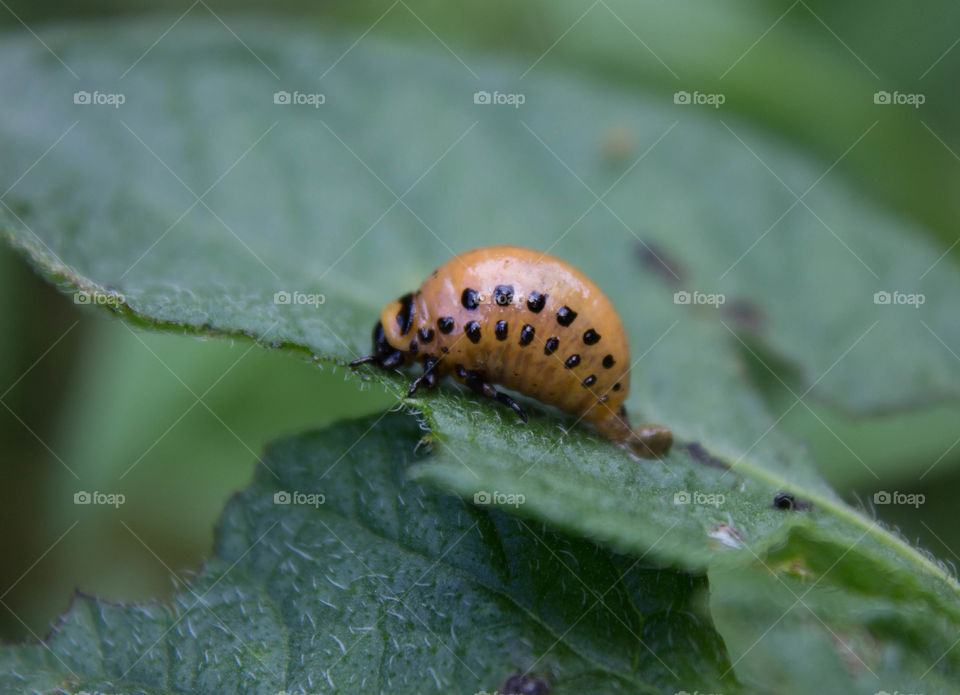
[2,18,959,693]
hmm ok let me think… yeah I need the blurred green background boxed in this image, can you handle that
[2,0,960,643]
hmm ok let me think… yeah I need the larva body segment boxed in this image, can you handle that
[353,246,671,458]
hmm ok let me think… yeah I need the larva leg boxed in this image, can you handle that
[407,358,439,397]
[349,350,405,370]
[463,369,528,423]
[348,355,378,367]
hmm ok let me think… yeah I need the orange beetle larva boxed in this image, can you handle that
[350,246,672,458]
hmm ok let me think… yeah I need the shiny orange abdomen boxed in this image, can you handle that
[381,246,633,440]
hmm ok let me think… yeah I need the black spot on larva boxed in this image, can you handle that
[441,346,449,354]
[409,340,418,355]
[465,321,482,343]
[583,329,601,345]
[544,337,559,355]
[461,287,480,310]
[455,364,467,379]
[396,292,415,335]
[565,354,581,369]
[527,291,547,313]
[519,324,535,346]
[556,306,577,326]
[495,320,509,341]
[683,442,730,470]
[612,383,622,391]
[418,327,435,343]
[494,285,514,306]
[437,317,454,334]
[583,375,597,387]
[620,404,628,418]
[602,354,615,368]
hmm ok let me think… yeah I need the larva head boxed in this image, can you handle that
[377,292,419,354]
[366,320,395,360]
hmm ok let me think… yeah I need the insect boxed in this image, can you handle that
[350,246,672,458]
[773,492,796,510]
[773,492,812,511]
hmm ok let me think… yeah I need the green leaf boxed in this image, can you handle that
[313,0,960,249]
[40,321,394,608]
[0,413,734,694]
[2,19,958,413]
[2,14,960,660]
[411,378,960,625]
[710,561,960,694]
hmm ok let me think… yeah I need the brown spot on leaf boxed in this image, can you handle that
[600,124,636,164]
[683,442,730,470]
[723,298,766,333]
[636,241,685,287]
